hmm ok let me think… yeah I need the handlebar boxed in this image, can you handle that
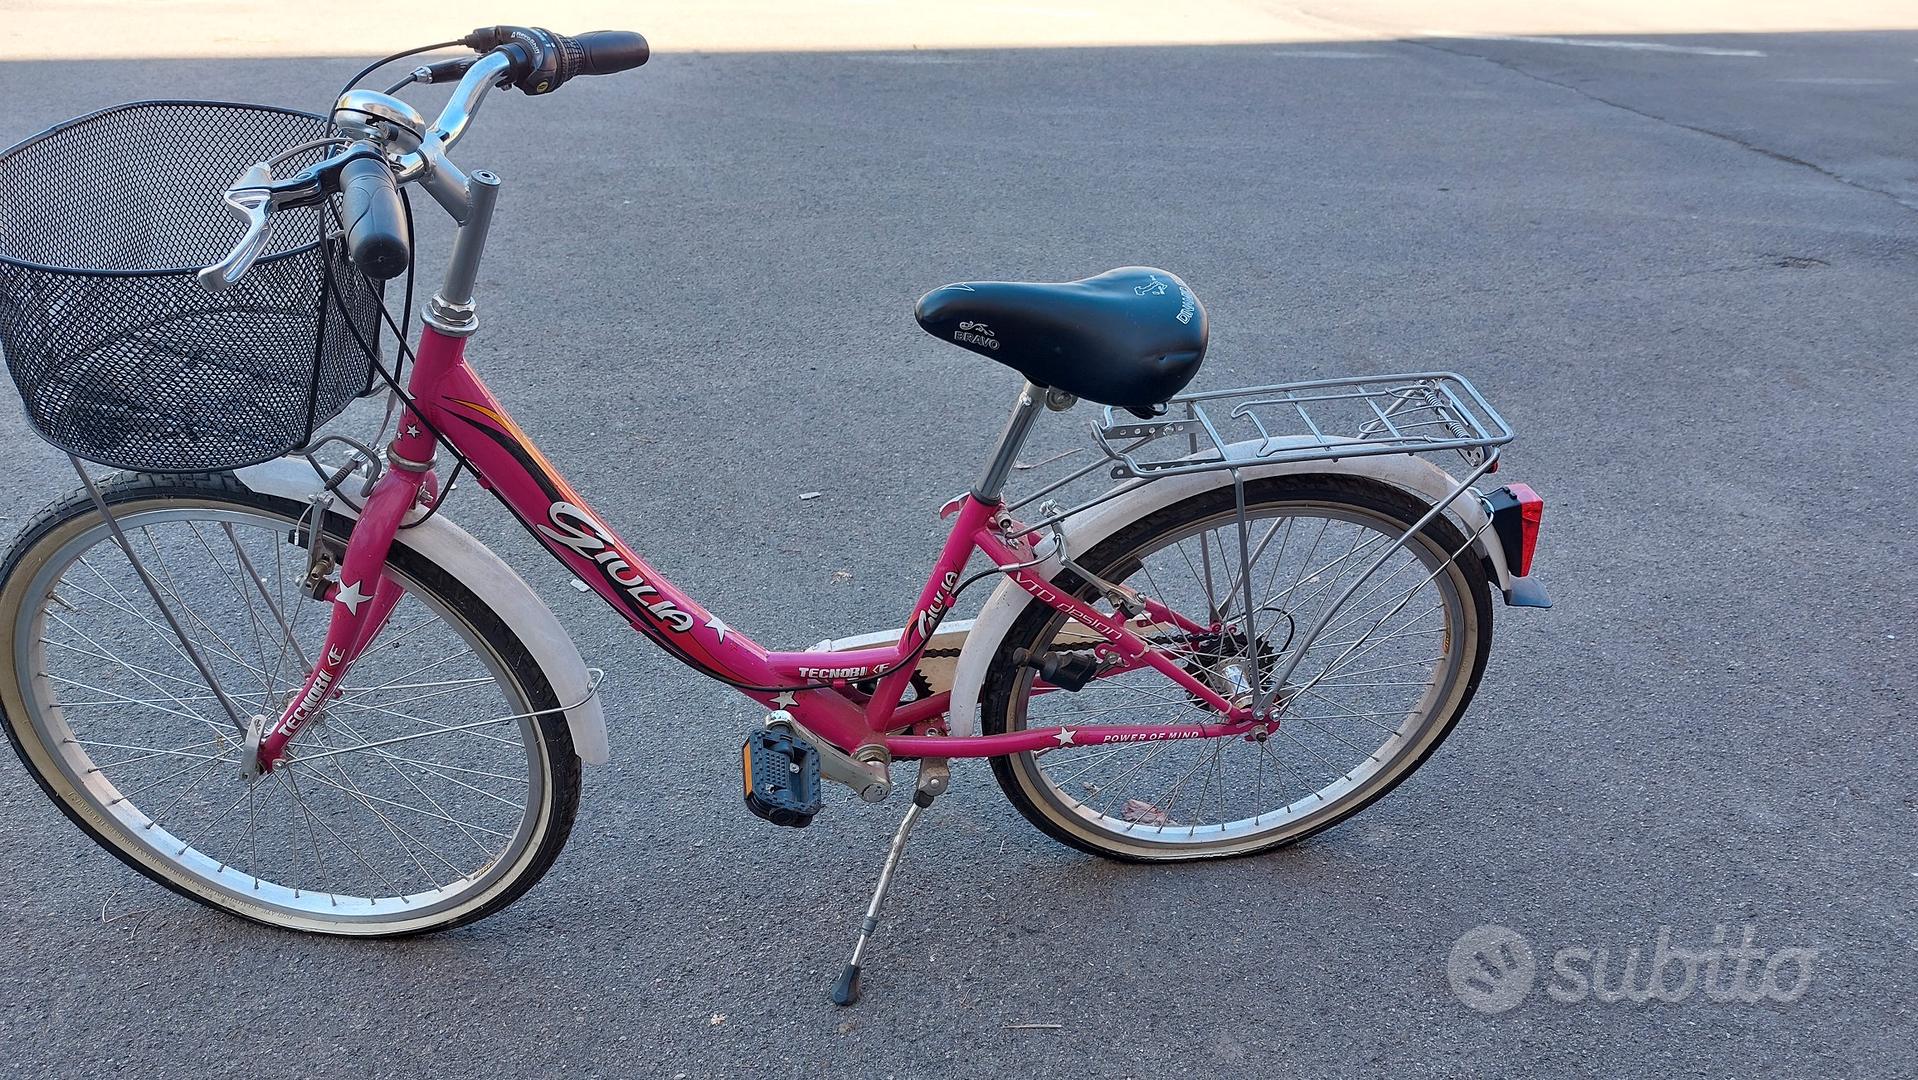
[196,26,648,293]
[572,31,651,78]
[459,26,649,94]
[338,153,410,279]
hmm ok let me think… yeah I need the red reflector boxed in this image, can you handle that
[1505,482,1543,577]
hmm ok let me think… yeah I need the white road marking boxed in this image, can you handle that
[1425,33,1765,57]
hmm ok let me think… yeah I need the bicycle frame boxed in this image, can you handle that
[253,324,1267,772]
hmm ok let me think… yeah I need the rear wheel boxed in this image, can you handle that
[0,472,580,935]
[982,474,1493,860]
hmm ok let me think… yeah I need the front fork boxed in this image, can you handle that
[250,460,435,773]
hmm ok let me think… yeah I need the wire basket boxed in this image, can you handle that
[0,100,383,473]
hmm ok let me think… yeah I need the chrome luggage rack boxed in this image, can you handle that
[1093,371,1514,481]
[1003,372,1520,719]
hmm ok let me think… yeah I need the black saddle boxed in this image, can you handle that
[915,266,1207,413]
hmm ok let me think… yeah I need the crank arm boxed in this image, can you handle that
[766,711,893,803]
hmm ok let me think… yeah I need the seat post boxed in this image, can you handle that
[974,381,1045,503]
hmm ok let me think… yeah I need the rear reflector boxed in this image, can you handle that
[1485,483,1544,578]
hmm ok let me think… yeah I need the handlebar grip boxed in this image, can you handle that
[463,26,650,93]
[571,31,649,76]
[338,154,410,280]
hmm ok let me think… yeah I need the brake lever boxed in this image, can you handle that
[195,163,276,293]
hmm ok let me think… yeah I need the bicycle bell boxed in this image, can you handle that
[332,90,427,156]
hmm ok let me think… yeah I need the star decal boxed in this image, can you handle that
[1053,727,1077,747]
[772,690,798,709]
[706,615,728,643]
[404,424,421,438]
[334,579,369,615]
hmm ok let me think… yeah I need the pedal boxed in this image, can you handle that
[1013,648,1101,692]
[742,727,824,828]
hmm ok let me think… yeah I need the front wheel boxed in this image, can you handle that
[982,474,1493,861]
[0,472,581,935]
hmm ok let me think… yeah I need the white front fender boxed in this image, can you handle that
[943,442,1511,738]
[234,459,610,765]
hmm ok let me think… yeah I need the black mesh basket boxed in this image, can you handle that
[0,100,383,473]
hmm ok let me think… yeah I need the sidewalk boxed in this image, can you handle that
[2,0,1913,60]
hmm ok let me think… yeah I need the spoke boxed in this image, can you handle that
[138,753,233,829]
[1171,535,1216,618]
[41,633,274,699]
[189,520,275,700]
[268,544,320,705]
[1267,531,1394,621]
[75,733,229,764]
[355,755,528,786]
[338,677,495,695]
[169,772,271,858]
[1272,516,1333,617]
[1274,723,1359,781]
[1255,732,1267,809]
[1314,562,1438,646]
[68,564,269,684]
[246,765,261,887]
[1301,601,1446,689]
[1307,655,1450,691]
[1143,743,1224,829]
[325,713,512,854]
[1304,625,1446,654]
[43,615,231,739]
[1254,739,1322,813]
[1041,741,1156,784]
[278,765,386,900]
[336,649,467,701]
[103,751,240,804]
[293,760,507,852]
[223,521,310,675]
[138,525,270,684]
[43,673,225,728]
[297,752,458,887]
[359,753,528,806]
[1213,514,1288,620]
[322,696,525,751]
[72,557,253,674]
[344,615,447,672]
[1089,738,1182,819]
[344,677,497,714]
[1291,684,1405,737]
[283,713,524,765]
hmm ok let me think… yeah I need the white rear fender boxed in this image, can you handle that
[234,459,610,765]
[942,441,1511,738]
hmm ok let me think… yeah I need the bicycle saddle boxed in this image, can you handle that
[915,266,1208,414]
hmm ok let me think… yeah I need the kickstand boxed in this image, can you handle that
[831,758,948,1006]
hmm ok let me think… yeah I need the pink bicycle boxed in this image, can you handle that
[0,27,1550,1005]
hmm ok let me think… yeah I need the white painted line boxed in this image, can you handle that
[1425,32,1765,57]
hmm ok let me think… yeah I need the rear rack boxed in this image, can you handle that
[989,369,1522,732]
[1091,372,1514,480]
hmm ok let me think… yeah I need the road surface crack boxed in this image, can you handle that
[1407,38,1918,216]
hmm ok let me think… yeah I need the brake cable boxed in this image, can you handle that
[337,39,464,100]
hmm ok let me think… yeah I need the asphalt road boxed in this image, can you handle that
[0,26,1913,1080]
